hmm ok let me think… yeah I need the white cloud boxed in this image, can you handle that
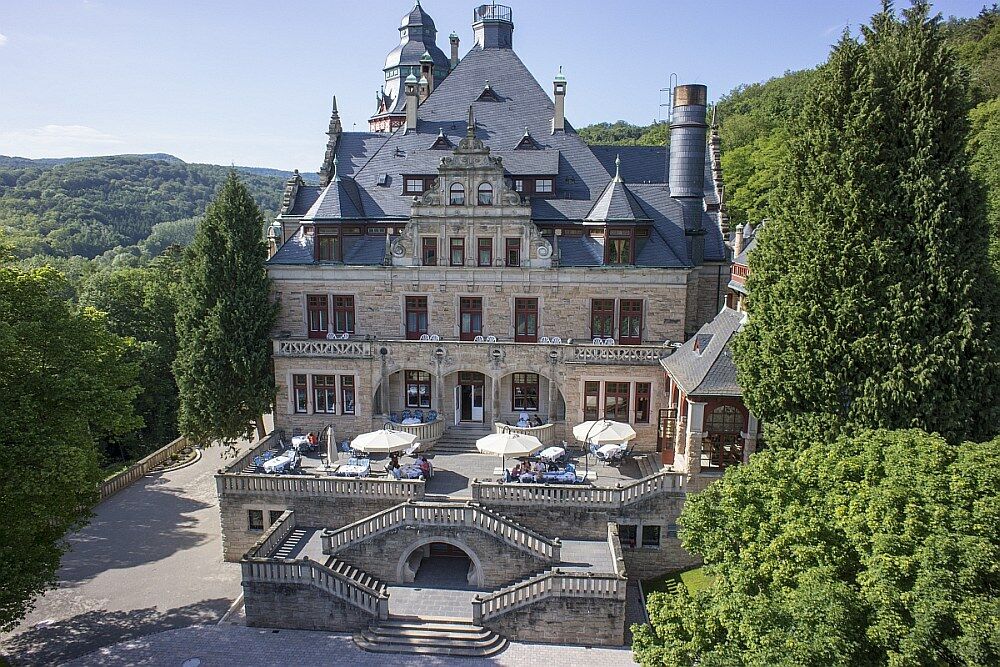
[0,33,8,47]
[0,124,125,157]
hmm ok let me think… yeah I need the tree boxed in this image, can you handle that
[969,97,1000,272]
[0,253,139,631]
[633,428,1000,666]
[173,173,277,445]
[719,129,789,226]
[733,2,1000,444]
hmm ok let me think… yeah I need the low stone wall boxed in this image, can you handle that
[483,594,626,646]
[244,580,375,632]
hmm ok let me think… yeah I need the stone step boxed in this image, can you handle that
[271,528,309,559]
[377,618,487,634]
[354,618,507,657]
[329,558,384,593]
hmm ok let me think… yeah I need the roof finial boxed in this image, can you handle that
[331,95,338,114]
[524,126,530,137]
[467,105,476,139]
[614,154,622,182]
[332,154,340,182]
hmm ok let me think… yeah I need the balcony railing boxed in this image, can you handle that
[387,418,445,445]
[273,339,373,358]
[494,422,556,446]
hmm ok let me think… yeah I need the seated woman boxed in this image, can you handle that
[510,463,523,481]
[417,455,431,478]
[306,432,318,450]
[529,414,543,427]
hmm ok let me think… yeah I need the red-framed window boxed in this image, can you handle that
[292,374,308,413]
[634,382,651,423]
[340,376,355,415]
[514,298,538,342]
[405,296,428,340]
[405,370,432,408]
[459,297,483,340]
[605,229,633,265]
[422,238,438,266]
[313,375,337,413]
[404,177,425,194]
[591,299,615,338]
[477,238,493,266]
[619,299,642,344]
[450,238,465,266]
[316,234,340,261]
[505,238,521,267]
[604,381,630,420]
[307,294,328,338]
[512,373,539,411]
[535,178,554,194]
[332,295,355,334]
[584,381,600,421]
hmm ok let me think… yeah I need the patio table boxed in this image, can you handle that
[334,462,370,477]
[400,417,421,425]
[291,435,310,449]
[538,446,566,462]
[597,444,627,457]
[263,453,293,473]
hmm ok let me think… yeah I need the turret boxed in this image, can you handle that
[473,4,513,49]
[552,68,566,133]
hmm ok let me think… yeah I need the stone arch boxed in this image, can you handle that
[395,535,484,587]
[496,368,566,421]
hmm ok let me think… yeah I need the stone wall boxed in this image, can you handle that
[244,581,373,632]
[482,595,625,646]
[333,525,553,588]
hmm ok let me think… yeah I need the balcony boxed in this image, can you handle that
[386,418,445,446]
[273,339,373,358]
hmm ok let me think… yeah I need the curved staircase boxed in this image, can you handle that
[354,618,507,657]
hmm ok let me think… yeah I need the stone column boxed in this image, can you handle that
[379,350,390,416]
[490,375,500,423]
[433,358,444,413]
[685,401,707,479]
[547,374,557,422]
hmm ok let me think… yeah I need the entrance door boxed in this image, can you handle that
[658,408,675,465]
[471,385,484,422]
[460,385,473,421]
[454,385,461,425]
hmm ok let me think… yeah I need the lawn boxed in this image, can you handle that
[644,566,714,596]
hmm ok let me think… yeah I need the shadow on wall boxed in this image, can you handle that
[0,598,233,666]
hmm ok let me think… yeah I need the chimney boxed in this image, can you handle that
[418,74,430,103]
[449,32,460,69]
[420,51,434,95]
[669,84,709,265]
[473,4,513,49]
[319,96,343,187]
[552,68,566,133]
[404,74,418,132]
[733,222,745,256]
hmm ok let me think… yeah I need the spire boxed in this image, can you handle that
[614,154,622,182]
[319,95,344,187]
[332,154,340,182]
[466,105,476,139]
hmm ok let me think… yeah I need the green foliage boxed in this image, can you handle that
[577,120,670,146]
[969,97,1000,270]
[173,173,277,445]
[715,69,817,153]
[633,428,1000,666]
[0,155,282,260]
[719,130,789,226]
[0,255,139,631]
[733,2,1000,444]
[942,4,1000,101]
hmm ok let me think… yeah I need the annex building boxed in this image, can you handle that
[219,2,739,655]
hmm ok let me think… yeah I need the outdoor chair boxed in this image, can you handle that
[419,333,431,341]
[253,455,265,468]
[474,335,485,342]
[262,450,274,461]
[402,409,413,420]
[551,336,562,343]
[414,409,425,422]
[430,334,440,341]
[603,337,615,345]
[539,336,551,343]
[390,412,400,423]
[486,335,497,343]
[326,332,337,340]
[427,410,438,422]
[592,337,603,345]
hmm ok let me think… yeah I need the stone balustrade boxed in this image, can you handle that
[99,435,191,500]
[472,568,626,625]
[322,500,560,562]
[569,343,670,365]
[221,433,279,474]
[387,418,444,446]
[247,510,297,559]
[216,473,425,500]
[493,422,556,446]
[471,469,684,509]
[273,339,374,358]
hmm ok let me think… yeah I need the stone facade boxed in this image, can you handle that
[244,581,374,632]
[482,595,626,646]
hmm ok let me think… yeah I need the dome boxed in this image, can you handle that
[400,1,435,31]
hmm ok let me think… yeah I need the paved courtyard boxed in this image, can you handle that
[64,624,639,666]
[0,440,254,666]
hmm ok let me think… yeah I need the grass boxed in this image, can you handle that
[644,566,714,596]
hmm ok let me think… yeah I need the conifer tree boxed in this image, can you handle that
[173,173,277,445]
[733,1,1000,444]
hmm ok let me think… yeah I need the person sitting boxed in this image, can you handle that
[417,455,431,479]
[529,414,543,427]
[306,432,317,450]
[386,452,400,473]
[532,460,545,475]
[510,463,523,481]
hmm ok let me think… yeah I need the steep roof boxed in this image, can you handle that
[586,157,651,222]
[660,307,745,396]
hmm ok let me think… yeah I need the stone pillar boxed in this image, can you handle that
[490,375,500,423]
[379,351,390,416]
[685,401,706,479]
[743,413,760,464]
[433,363,444,414]
[547,375,557,422]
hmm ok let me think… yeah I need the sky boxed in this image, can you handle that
[0,0,989,170]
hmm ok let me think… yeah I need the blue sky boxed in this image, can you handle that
[0,0,988,169]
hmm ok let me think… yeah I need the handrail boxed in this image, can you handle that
[246,510,297,559]
[99,435,190,500]
[216,473,425,500]
[472,568,625,625]
[493,422,556,446]
[323,501,560,562]
[242,557,388,620]
[470,469,684,508]
[221,432,278,474]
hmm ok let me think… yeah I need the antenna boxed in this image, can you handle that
[668,72,678,123]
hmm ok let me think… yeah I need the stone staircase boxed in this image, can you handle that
[433,423,492,454]
[270,528,310,559]
[354,618,507,657]
[326,557,386,593]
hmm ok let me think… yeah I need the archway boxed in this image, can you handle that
[396,536,484,588]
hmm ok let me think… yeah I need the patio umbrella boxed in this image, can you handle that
[351,427,417,454]
[475,431,543,470]
[572,420,636,446]
[323,425,337,470]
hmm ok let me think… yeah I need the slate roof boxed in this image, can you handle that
[277,41,727,268]
[733,221,761,266]
[660,307,745,396]
[586,163,651,222]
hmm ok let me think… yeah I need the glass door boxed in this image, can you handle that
[472,385,484,422]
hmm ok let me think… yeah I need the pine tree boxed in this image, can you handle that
[173,173,277,446]
[734,1,1000,444]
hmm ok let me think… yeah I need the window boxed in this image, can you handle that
[405,370,432,408]
[292,374,308,413]
[591,299,615,338]
[332,295,355,334]
[340,375,356,415]
[634,382,651,423]
[619,299,642,344]
[477,238,493,266]
[422,237,438,266]
[405,178,424,194]
[535,178,553,193]
[666,523,678,538]
[604,381,630,420]
[514,298,538,342]
[248,510,264,531]
[307,294,329,338]
[505,238,521,267]
[512,373,539,411]
[606,237,632,265]
[450,238,465,266]
[706,405,743,433]
[641,525,661,548]
[584,381,600,421]
[449,183,465,205]
[513,179,524,192]
[269,510,284,525]
[313,375,337,413]
[459,297,483,340]
[477,182,493,205]
[316,234,340,261]
[619,524,637,549]
[704,405,745,469]
[405,296,428,339]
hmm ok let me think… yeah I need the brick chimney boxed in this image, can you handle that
[405,74,418,132]
[552,68,566,133]
[449,32,460,69]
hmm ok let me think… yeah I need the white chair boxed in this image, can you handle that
[592,337,603,345]
[486,335,497,343]
[539,336,551,344]
[340,332,350,340]
[419,333,431,341]
[474,335,485,342]
[326,332,337,340]
[603,337,615,345]
[551,336,562,344]
[430,334,441,341]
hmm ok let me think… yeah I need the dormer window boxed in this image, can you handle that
[450,183,465,205]
[535,178,554,194]
[316,232,341,262]
[477,183,493,205]
[405,178,425,194]
[605,228,634,265]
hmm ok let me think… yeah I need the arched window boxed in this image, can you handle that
[477,182,493,205]
[449,183,465,205]
[705,405,742,434]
